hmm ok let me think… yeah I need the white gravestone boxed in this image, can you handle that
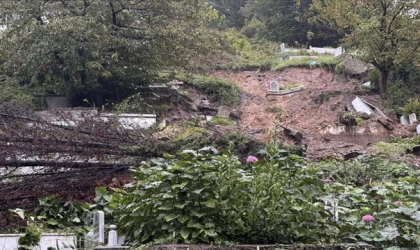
[334,46,344,58]
[324,200,339,222]
[400,116,409,126]
[269,81,279,91]
[352,97,373,116]
[362,81,371,87]
[93,211,105,243]
[409,113,417,125]
[108,225,118,246]
[280,43,285,52]
[84,231,95,250]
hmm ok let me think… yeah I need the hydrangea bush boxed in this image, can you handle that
[114,145,420,248]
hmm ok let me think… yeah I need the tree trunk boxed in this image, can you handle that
[379,70,389,94]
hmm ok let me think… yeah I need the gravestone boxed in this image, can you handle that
[93,211,105,243]
[108,225,118,246]
[269,81,279,91]
[280,43,285,52]
[409,113,417,125]
[324,200,339,222]
[400,116,409,126]
[217,106,231,118]
[351,97,373,116]
[334,46,344,58]
[85,231,95,250]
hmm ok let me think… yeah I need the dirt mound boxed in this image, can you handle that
[211,68,411,160]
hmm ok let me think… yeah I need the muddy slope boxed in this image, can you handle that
[212,68,410,159]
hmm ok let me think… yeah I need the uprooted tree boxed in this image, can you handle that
[0,102,152,228]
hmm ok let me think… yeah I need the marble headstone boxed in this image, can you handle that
[269,81,279,91]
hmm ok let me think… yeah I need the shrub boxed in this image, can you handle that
[240,17,265,39]
[214,29,279,71]
[339,112,359,125]
[117,148,249,244]
[372,141,415,160]
[401,98,420,117]
[117,143,332,245]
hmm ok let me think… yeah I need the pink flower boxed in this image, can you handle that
[246,156,258,163]
[323,178,332,183]
[395,201,403,206]
[362,215,375,221]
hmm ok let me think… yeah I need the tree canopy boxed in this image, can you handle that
[241,0,342,47]
[0,0,219,106]
[313,0,420,94]
[207,0,247,28]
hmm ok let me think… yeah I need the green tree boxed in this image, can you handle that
[313,0,420,94]
[207,0,248,28]
[0,0,219,106]
[241,0,342,46]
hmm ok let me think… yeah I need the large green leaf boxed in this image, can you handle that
[165,214,180,222]
[201,199,218,208]
[180,229,190,240]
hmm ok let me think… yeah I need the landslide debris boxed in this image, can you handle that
[211,68,411,160]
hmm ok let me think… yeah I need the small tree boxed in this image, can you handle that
[313,0,420,94]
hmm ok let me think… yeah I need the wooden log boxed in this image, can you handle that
[377,117,393,130]
[344,151,361,160]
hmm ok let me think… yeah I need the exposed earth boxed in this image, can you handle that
[211,68,411,160]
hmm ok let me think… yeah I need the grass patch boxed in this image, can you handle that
[280,83,304,90]
[177,74,241,107]
[273,56,339,72]
[212,116,236,126]
[265,106,284,115]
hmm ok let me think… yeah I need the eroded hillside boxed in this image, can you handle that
[212,68,411,160]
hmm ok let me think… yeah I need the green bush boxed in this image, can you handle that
[116,142,420,248]
[0,78,34,108]
[214,28,279,71]
[372,141,415,160]
[240,17,265,39]
[339,112,359,125]
[401,98,420,117]
[117,148,249,244]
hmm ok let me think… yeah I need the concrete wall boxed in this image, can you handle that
[100,113,157,129]
[46,96,69,109]
[0,233,76,250]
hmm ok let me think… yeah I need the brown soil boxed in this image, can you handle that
[211,68,411,160]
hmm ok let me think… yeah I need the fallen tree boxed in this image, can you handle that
[0,103,154,230]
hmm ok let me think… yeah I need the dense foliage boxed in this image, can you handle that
[313,0,420,94]
[241,0,342,47]
[114,142,420,248]
[9,140,420,248]
[0,0,219,106]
